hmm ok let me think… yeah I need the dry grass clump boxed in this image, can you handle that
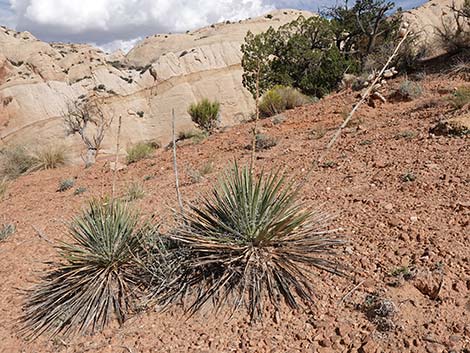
[126,141,158,165]
[396,80,423,100]
[0,145,34,179]
[124,182,146,201]
[156,164,343,320]
[450,86,470,109]
[0,177,8,200]
[259,86,312,117]
[29,145,68,172]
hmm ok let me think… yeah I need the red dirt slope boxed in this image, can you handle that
[0,73,469,353]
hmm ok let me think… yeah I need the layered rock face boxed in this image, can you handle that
[0,10,311,159]
[0,0,466,161]
[403,0,468,58]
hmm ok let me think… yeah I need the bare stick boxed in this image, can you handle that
[297,30,410,191]
[338,279,366,305]
[250,62,261,173]
[112,115,122,200]
[31,225,54,245]
[172,109,184,214]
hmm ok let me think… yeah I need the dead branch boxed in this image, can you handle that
[172,109,184,214]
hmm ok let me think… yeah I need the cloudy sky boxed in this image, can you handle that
[0,0,426,52]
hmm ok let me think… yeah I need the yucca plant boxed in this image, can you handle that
[158,164,344,320]
[21,200,152,339]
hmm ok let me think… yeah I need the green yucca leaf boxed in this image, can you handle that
[21,199,153,339]
[157,163,344,320]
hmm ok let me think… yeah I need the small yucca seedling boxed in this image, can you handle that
[58,178,74,192]
[0,223,15,241]
[21,200,152,338]
[158,164,344,320]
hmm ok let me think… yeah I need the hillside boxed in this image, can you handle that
[0,0,467,162]
[0,68,468,352]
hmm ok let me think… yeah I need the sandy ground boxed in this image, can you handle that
[0,73,469,353]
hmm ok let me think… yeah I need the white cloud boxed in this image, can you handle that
[0,0,427,52]
[6,0,273,47]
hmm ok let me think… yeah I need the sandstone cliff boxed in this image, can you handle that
[0,1,466,162]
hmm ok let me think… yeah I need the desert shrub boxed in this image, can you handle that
[29,145,68,172]
[436,0,470,53]
[259,86,311,117]
[73,187,87,196]
[0,177,8,200]
[178,130,208,144]
[126,142,157,164]
[242,16,352,98]
[21,200,151,338]
[450,86,470,109]
[187,161,214,183]
[255,134,277,150]
[157,164,344,320]
[0,224,15,241]
[397,80,423,100]
[124,182,145,201]
[188,99,220,133]
[0,145,34,179]
[58,178,75,192]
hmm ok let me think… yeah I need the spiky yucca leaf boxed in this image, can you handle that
[159,164,344,320]
[21,200,151,339]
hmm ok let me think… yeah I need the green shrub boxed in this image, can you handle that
[126,141,157,164]
[450,86,470,109]
[242,16,352,97]
[188,99,220,133]
[259,86,312,117]
[29,144,68,172]
[0,145,34,179]
[0,224,15,241]
[397,80,423,100]
[58,178,75,192]
[156,164,344,320]
[21,200,151,338]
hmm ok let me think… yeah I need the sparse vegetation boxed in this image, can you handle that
[259,86,312,117]
[395,130,416,140]
[124,182,145,201]
[0,177,8,200]
[0,223,15,241]
[362,292,397,332]
[188,99,220,133]
[155,164,343,320]
[436,0,470,53]
[29,145,68,172]
[0,145,35,179]
[178,130,208,144]
[400,172,416,182]
[73,187,87,196]
[450,86,470,109]
[58,178,75,192]
[396,80,423,100]
[21,200,151,338]
[187,161,214,183]
[246,133,277,151]
[63,97,114,167]
[126,141,157,164]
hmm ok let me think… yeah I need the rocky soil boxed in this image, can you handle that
[0,71,468,352]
